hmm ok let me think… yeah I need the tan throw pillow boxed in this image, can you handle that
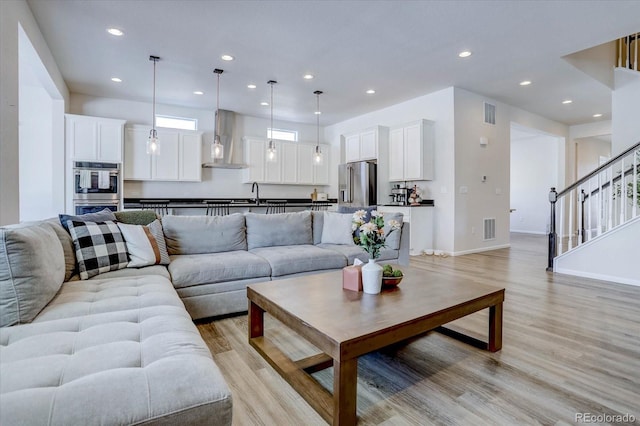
[117,220,170,268]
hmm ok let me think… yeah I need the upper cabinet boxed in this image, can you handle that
[65,114,126,163]
[123,125,202,181]
[388,119,434,181]
[243,137,329,185]
[344,127,386,163]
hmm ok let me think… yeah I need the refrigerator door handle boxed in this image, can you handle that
[346,164,352,203]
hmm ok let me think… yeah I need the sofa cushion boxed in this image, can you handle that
[168,251,271,288]
[245,211,312,250]
[318,244,399,264]
[0,306,232,426]
[67,220,129,280]
[58,208,116,231]
[67,265,171,282]
[33,275,183,323]
[250,245,347,277]
[117,220,170,267]
[162,214,246,255]
[321,212,355,245]
[0,223,65,327]
[312,211,324,245]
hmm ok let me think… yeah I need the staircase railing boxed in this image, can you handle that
[547,141,640,269]
[617,33,639,71]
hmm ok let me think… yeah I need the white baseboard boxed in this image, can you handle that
[554,267,640,287]
[509,229,547,235]
[449,243,511,257]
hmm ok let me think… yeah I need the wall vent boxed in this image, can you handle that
[483,102,496,125]
[483,218,496,241]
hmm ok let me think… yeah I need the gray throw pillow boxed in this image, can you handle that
[0,223,65,327]
[245,211,312,250]
[59,208,117,231]
[320,212,355,245]
[162,214,247,255]
[381,211,404,250]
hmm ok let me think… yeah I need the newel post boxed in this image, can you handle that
[547,187,557,271]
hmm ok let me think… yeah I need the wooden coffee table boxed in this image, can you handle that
[247,267,505,425]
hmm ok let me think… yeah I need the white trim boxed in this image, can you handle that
[509,229,547,235]
[449,243,511,257]
[553,268,640,287]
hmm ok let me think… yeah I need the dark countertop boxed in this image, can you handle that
[123,197,337,209]
[380,200,434,207]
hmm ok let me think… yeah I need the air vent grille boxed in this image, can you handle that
[483,218,496,241]
[484,102,496,125]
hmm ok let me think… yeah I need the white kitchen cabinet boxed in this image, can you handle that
[66,114,125,163]
[244,137,330,185]
[388,119,434,181]
[123,125,202,181]
[281,142,298,184]
[343,126,386,163]
[377,205,434,256]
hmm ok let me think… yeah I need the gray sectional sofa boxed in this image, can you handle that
[0,209,407,425]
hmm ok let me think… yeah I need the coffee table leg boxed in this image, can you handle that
[333,358,357,426]
[249,301,264,339]
[488,302,503,352]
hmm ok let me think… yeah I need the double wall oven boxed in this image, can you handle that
[72,162,121,215]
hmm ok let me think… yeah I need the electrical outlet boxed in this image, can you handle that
[459,186,468,194]
[471,226,476,234]
[495,188,502,195]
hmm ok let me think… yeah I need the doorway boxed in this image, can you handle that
[510,123,564,235]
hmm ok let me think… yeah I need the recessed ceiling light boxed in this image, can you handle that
[107,28,123,36]
[193,91,204,95]
[519,80,532,86]
[111,77,122,83]
[314,111,322,115]
[303,74,314,80]
[593,113,603,118]
[458,50,472,58]
[221,54,234,61]
[247,84,257,89]
[366,89,376,94]
[562,99,573,104]
[260,102,269,106]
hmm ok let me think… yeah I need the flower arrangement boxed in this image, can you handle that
[352,210,401,259]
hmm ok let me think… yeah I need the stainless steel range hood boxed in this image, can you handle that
[202,109,247,169]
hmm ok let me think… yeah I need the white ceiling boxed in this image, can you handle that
[26,0,640,126]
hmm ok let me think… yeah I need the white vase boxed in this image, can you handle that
[362,258,383,294]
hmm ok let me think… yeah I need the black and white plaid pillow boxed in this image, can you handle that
[67,220,129,280]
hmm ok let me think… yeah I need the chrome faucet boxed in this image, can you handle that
[251,182,260,206]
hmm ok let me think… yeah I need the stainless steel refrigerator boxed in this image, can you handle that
[338,161,377,207]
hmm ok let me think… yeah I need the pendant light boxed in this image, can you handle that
[211,69,224,160]
[147,55,160,155]
[313,90,324,166]
[266,80,277,162]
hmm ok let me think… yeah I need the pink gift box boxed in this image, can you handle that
[342,265,363,292]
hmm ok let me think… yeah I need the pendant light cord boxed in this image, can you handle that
[216,71,220,139]
[149,56,160,133]
[270,82,274,140]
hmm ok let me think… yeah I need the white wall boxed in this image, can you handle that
[453,88,511,253]
[612,68,640,155]
[554,217,640,287]
[324,87,456,253]
[0,0,68,225]
[576,137,611,179]
[69,93,333,200]
[510,133,559,234]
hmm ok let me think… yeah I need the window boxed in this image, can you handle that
[267,128,298,142]
[156,115,197,131]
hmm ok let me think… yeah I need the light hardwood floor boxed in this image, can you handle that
[196,233,640,425]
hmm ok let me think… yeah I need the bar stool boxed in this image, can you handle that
[140,199,170,217]
[205,200,231,216]
[265,200,287,214]
[310,201,329,211]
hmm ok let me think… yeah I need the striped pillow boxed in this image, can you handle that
[117,220,170,268]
